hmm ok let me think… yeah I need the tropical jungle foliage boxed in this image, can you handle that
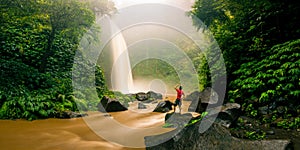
[191,0,300,129]
[0,0,113,120]
[1,0,299,130]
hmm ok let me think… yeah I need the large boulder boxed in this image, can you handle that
[184,91,200,101]
[188,102,241,128]
[145,120,292,150]
[135,91,163,101]
[188,87,220,113]
[165,112,193,128]
[105,101,128,112]
[97,96,109,112]
[97,96,128,112]
[215,103,241,128]
[200,87,218,103]
[147,91,163,100]
[187,88,241,128]
[153,100,174,113]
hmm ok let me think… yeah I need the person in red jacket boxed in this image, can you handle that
[174,84,185,113]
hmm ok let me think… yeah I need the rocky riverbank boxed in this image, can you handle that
[145,120,294,150]
[145,87,300,150]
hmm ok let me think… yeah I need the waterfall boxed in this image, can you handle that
[109,19,134,94]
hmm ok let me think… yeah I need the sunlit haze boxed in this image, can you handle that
[112,0,195,10]
[98,0,201,95]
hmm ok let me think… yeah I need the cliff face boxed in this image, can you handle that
[145,120,292,150]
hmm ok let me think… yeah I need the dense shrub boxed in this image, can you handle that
[228,39,300,128]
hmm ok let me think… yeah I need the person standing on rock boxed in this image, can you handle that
[174,84,185,113]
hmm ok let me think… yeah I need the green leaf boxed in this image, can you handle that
[290,90,300,97]
[288,68,299,75]
[162,123,174,128]
[259,92,269,103]
[268,78,277,84]
[266,90,276,96]
[284,83,294,89]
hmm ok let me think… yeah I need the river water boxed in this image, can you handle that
[0,99,193,150]
[0,112,165,150]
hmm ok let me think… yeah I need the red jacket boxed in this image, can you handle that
[176,89,184,99]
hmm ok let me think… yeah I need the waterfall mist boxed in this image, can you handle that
[109,19,134,94]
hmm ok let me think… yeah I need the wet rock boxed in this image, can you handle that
[184,91,200,101]
[138,102,147,109]
[105,101,128,112]
[190,101,223,114]
[187,90,241,128]
[192,103,241,128]
[97,96,109,112]
[57,111,88,118]
[188,87,220,113]
[145,121,292,150]
[136,92,149,101]
[216,103,241,128]
[199,87,219,104]
[194,103,208,113]
[165,112,193,128]
[97,96,128,112]
[135,91,163,101]
[147,91,163,100]
[153,100,174,113]
[223,103,241,111]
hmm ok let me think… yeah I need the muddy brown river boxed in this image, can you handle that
[0,99,193,150]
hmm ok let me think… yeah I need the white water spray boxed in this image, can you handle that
[109,19,134,94]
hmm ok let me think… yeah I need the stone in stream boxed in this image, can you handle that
[135,91,163,101]
[145,120,293,150]
[138,102,147,109]
[135,92,149,101]
[153,100,174,113]
[97,96,128,112]
[147,91,163,100]
[56,111,88,119]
